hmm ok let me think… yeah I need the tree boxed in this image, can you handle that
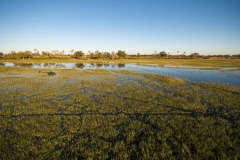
[159,51,167,58]
[96,52,103,59]
[42,51,50,56]
[102,52,111,59]
[0,52,4,59]
[24,51,33,59]
[16,51,32,60]
[111,51,118,59]
[190,53,200,58]
[117,50,126,58]
[94,50,103,59]
[155,51,167,59]
[73,51,85,59]
[90,53,94,59]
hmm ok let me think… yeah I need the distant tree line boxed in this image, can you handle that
[1,51,33,60]
[0,49,239,60]
[72,50,126,59]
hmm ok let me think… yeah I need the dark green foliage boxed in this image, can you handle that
[190,53,201,58]
[41,51,50,56]
[155,51,168,59]
[73,51,85,59]
[117,50,126,58]
[4,51,33,59]
[0,52,4,58]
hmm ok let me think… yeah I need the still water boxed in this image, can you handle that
[1,62,240,86]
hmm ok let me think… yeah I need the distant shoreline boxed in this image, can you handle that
[1,58,240,70]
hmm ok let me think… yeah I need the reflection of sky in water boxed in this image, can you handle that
[2,62,240,86]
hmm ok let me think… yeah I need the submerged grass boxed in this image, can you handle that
[0,66,240,159]
[144,74,186,84]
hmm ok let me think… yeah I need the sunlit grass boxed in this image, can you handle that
[0,66,239,159]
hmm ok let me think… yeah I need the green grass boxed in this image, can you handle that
[0,67,240,159]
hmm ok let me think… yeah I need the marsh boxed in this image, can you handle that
[0,65,240,159]
[1,62,240,86]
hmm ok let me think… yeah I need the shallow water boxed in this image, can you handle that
[1,62,240,86]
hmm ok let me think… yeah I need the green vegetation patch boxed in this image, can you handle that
[0,67,239,159]
[144,74,186,84]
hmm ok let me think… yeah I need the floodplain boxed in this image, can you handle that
[0,62,240,159]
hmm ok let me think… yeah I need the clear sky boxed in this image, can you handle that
[0,0,240,55]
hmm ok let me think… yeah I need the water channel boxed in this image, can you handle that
[1,62,240,86]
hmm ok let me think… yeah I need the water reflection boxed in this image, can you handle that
[118,63,125,68]
[44,63,55,68]
[0,62,126,69]
[14,63,33,67]
[55,64,66,68]
[96,63,103,68]
[104,63,110,67]
[1,62,240,86]
[111,63,117,68]
[75,63,85,69]
[34,63,41,67]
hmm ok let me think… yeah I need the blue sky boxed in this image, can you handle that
[0,0,240,55]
